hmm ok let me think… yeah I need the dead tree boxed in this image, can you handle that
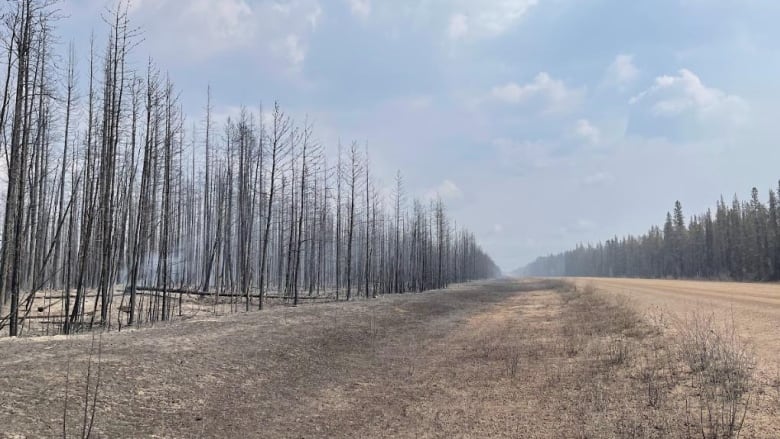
[345,142,361,300]
[258,103,288,309]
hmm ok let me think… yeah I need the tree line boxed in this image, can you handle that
[523,182,780,282]
[0,1,499,337]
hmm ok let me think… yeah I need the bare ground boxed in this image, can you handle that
[0,279,563,438]
[2,277,778,438]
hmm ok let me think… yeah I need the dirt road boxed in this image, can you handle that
[0,279,575,438]
[575,277,780,370]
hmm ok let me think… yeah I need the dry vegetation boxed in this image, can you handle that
[573,277,780,437]
[555,282,762,438]
[2,278,779,438]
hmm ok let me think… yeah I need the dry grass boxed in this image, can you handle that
[0,287,347,338]
[0,278,774,438]
[545,281,763,438]
[577,277,780,437]
[675,312,755,438]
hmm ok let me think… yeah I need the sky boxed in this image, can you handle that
[58,0,780,272]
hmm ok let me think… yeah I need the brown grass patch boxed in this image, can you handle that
[0,278,775,437]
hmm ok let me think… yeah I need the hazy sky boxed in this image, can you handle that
[60,0,780,272]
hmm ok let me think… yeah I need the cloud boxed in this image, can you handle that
[628,69,748,139]
[347,0,371,19]
[128,0,322,68]
[573,119,600,144]
[274,34,307,67]
[426,179,464,201]
[631,69,746,117]
[606,54,639,86]
[490,73,584,113]
[179,0,255,56]
[448,13,469,40]
[447,0,538,40]
[307,4,323,29]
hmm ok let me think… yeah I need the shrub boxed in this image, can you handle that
[677,312,755,438]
